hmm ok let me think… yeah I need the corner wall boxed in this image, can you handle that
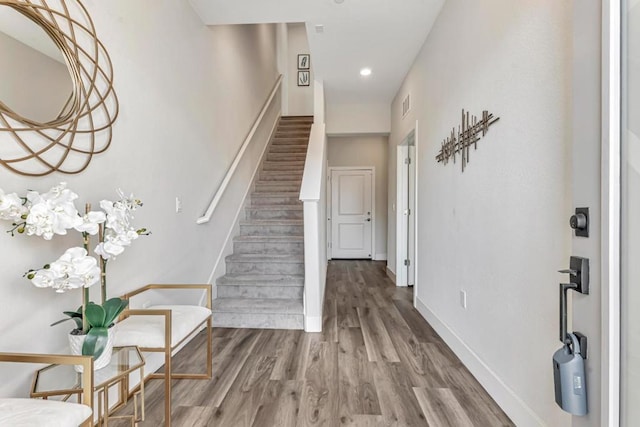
[0,1,278,396]
[388,1,573,425]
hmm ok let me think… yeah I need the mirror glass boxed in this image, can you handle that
[0,6,73,123]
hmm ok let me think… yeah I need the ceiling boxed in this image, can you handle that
[188,0,445,106]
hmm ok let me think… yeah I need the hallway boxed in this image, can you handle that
[128,261,513,426]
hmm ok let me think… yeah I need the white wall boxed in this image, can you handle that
[287,23,313,116]
[0,0,278,396]
[388,1,572,425]
[0,31,72,123]
[326,102,390,135]
[328,135,388,259]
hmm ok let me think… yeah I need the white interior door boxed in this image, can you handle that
[330,169,373,259]
[407,145,416,286]
[396,130,416,288]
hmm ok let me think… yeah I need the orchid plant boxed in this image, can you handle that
[0,183,149,358]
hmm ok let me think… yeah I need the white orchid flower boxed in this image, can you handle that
[95,240,126,260]
[0,190,27,221]
[30,269,60,289]
[74,210,106,235]
[28,247,100,293]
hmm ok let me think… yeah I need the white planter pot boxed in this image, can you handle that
[68,327,115,372]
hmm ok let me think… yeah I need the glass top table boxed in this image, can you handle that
[31,346,145,426]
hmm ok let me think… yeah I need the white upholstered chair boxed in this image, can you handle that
[114,284,212,426]
[0,353,93,427]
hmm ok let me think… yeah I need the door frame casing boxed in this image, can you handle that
[601,0,621,425]
[327,166,376,260]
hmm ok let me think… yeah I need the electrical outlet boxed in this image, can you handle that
[460,290,467,309]
[175,197,182,213]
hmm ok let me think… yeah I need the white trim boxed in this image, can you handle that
[304,315,322,333]
[206,115,281,289]
[601,0,621,425]
[327,166,376,260]
[386,266,396,283]
[197,75,283,224]
[374,253,387,261]
[414,297,546,427]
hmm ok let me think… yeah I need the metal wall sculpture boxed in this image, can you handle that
[436,109,500,172]
[0,0,119,176]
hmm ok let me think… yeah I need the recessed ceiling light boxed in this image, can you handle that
[360,68,372,77]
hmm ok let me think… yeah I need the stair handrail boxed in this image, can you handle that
[197,74,283,225]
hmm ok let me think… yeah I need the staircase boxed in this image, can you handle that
[212,116,313,329]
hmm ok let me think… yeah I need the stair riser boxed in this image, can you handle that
[272,139,309,146]
[259,173,304,181]
[217,285,303,299]
[275,130,310,136]
[226,261,304,275]
[254,185,300,193]
[234,241,304,254]
[267,154,307,161]
[246,209,303,220]
[250,196,301,206]
[240,224,304,236]
[212,312,303,330]
[262,162,305,170]
[270,146,308,153]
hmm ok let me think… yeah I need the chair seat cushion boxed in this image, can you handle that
[114,305,211,349]
[0,398,91,427]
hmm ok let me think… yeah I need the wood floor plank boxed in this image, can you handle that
[296,340,339,426]
[172,406,217,426]
[338,327,381,420]
[210,355,276,426]
[393,299,441,343]
[413,387,474,427]
[321,297,338,343]
[251,380,302,427]
[378,305,433,388]
[270,330,303,380]
[372,361,428,426]
[357,307,401,363]
[443,367,514,426]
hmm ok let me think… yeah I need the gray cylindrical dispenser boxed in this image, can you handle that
[553,333,587,416]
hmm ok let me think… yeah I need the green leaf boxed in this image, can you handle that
[85,303,106,328]
[102,298,128,325]
[82,327,108,358]
[50,311,83,328]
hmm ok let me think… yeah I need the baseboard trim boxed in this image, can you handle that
[374,253,387,261]
[305,316,322,333]
[386,266,396,284]
[414,297,546,427]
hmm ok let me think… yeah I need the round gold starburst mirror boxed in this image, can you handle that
[0,0,118,176]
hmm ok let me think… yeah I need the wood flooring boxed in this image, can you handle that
[115,261,514,427]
